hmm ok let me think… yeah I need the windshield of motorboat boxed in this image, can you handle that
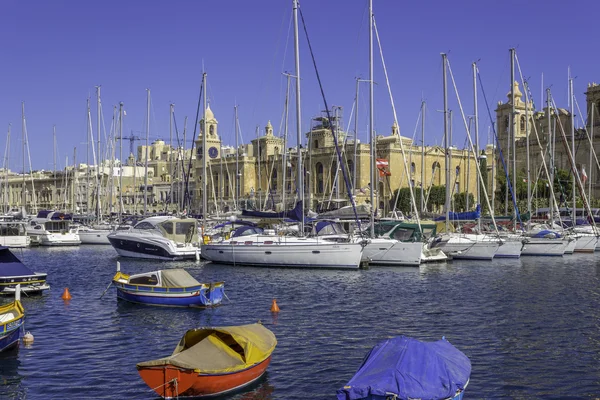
[44,220,71,233]
[158,220,198,243]
[0,223,25,236]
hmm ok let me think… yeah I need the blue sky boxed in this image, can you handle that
[1,0,598,172]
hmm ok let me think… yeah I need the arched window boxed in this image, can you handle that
[520,115,525,131]
[456,166,460,176]
[225,175,230,197]
[411,162,416,175]
[274,146,279,154]
[209,125,215,135]
[316,162,324,194]
[272,169,278,191]
[432,162,441,186]
[504,115,509,133]
[314,140,319,149]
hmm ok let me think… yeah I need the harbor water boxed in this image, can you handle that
[1,245,599,399]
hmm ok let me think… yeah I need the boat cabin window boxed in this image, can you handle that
[45,221,70,233]
[0,224,24,236]
[161,222,174,234]
[134,222,155,230]
[129,274,159,285]
[176,222,197,235]
[391,227,414,241]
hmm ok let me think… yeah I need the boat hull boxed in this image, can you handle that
[0,273,49,295]
[108,237,199,261]
[202,239,363,268]
[78,230,111,245]
[138,356,272,399]
[28,232,81,246]
[114,283,224,307]
[0,236,30,248]
[432,238,498,260]
[362,239,423,266]
[494,240,523,258]
[574,235,598,253]
[521,238,568,256]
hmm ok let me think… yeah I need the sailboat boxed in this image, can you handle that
[201,0,364,269]
[356,1,444,266]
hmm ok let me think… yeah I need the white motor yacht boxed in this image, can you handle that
[107,216,200,260]
[26,210,81,246]
[0,220,30,248]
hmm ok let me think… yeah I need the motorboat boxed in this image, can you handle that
[202,225,364,269]
[111,263,224,307]
[137,323,276,398]
[76,224,112,245]
[26,210,81,246]
[0,246,49,295]
[0,220,30,248]
[0,285,25,353]
[337,335,471,400]
[107,216,201,260]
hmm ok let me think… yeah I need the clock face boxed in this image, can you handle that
[208,147,218,158]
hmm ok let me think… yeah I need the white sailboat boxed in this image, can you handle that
[202,0,364,269]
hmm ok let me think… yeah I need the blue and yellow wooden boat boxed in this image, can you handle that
[0,284,25,353]
[111,263,224,308]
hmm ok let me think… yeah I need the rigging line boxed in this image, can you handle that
[183,77,204,211]
[373,18,422,230]
[298,6,363,235]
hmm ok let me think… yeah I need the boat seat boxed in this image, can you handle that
[0,312,15,323]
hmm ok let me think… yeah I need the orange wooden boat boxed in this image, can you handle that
[137,323,277,399]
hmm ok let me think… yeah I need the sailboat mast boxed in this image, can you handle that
[235,105,239,209]
[144,89,150,216]
[256,125,260,210]
[118,102,124,224]
[547,88,554,226]
[282,72,291,213]
[96,86,102,223]
[53,125,57,210]
[86,98,91,215]
[293,0,304,236]
[21,103,25,213]
[510,48,516,230]
[202,73,208,233]
[421,100,425,214]
[354,78,360,193]
[473,62,481,230]
[4,124,10,212]
[570,77,576,224]
[169,103,174,211]
[442,53,450,233]
[590,103,594,201]
[368,0,375,236]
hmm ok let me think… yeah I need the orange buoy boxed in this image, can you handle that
[61,288,72,300]
[270,299,280,313]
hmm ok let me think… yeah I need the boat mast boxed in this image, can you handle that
[86,98,91,215]
[118,102,124,224]
[282,72,291,212]
[144,88,150,216]
[21,104,28,214]
[256,125,261,210]
[369,0,375,236]
[235,105,239,210]
[442,53,450,233]
[472,63,481,231]
[510,48,517,231]
[570,76,576,226]
[169,103,174,212]
[53,125,57,210]
[547,88,554,226]
[292,0,304,235]
[96,86,102,223]
[590,103,594,202]
[421,100,425,214]
[4,124,10,213]
[202,72,208,233]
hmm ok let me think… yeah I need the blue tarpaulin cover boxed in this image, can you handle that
[434,204,481,222]
[242,201,303,221]
[337,336,471,400]
[0,246,35,277]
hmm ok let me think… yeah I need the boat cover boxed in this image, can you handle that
[137,323,277,374]
[435,204,481,222]
[336,336,471,400]
[159,269,201,288]
[0,247,35,277]
[242,201,303,221]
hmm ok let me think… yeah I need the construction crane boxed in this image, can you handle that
[116,130,142,156]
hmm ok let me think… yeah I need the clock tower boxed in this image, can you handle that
[195,104,222,161]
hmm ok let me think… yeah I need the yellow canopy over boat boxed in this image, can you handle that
[137,323,276,374]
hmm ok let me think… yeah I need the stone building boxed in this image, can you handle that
[496,81,600,202]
